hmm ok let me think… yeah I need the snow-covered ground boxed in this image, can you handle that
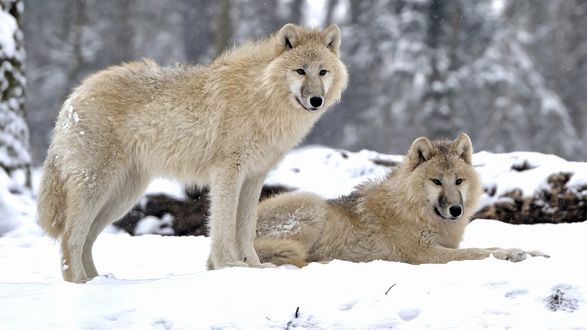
[1,147,586,329]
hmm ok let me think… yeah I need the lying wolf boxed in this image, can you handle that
[255,133,547,266]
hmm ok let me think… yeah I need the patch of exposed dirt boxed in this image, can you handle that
[115,171,587,236]
[475,172,587,224]
[114,185,292,236]
[546,286,579,312]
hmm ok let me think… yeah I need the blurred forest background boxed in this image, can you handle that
[5,0,587,170]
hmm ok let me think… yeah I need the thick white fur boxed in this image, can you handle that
[37,24,348,282]
[256,134,548,266]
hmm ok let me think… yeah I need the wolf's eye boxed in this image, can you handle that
[319,69,328,76]
[431,179,442,186]
[296,69,306,75]
[455,178,463,185]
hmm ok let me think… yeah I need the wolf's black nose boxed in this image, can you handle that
[310,96,323,108]
[449,205,462,218]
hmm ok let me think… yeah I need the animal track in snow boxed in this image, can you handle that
[398,307,421,321]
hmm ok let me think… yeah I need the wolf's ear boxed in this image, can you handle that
[452,133,473,164]
[407,137,434,169]
[277,24,299,52]
[323,24,341,56]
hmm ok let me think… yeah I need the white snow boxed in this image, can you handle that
[491,0,507,16]
[62,98,81,131]
[265,146,401,199]
[303,0,328,27]
[0,106,32,167]
[0,11,17,58]
[134,214,175,236]
[144,178,187,200]
[0,5,31,171]
[473,150,587,209]
[1,147,586,329]
[0,168,36,236]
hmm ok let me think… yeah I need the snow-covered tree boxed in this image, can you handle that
[306,0,433,152]
[505,0,587,150]
[228,0,304,47]
[305,0,584,160]
[0,0,30,174]
[20,0,587,161]
[453,29,583,156]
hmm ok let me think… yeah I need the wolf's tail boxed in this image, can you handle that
[37,156,67,239]
[255,238,308,267]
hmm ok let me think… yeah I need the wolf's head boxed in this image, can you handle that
[402,133,482,222]
[264,24,348,113]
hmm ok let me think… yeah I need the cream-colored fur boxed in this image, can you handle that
[255,134,547,266]
[37,24,348,282]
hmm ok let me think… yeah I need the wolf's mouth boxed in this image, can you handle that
[434,207,444,218]
[295,97,318,112]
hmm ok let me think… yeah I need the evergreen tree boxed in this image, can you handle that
[19,0,587,161]
[0,0,30,178]
[506,0,587,149]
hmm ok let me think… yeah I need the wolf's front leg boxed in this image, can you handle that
[417,246,495,264]
[235,174,266,267]
[208,168,247,269]
[422,246,548,264]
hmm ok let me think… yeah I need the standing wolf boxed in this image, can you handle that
[37,24,348,282]
[255,133,547,266]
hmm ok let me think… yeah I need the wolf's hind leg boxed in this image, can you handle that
[61,189,106,283]
[82,169,150,278]
[255,238,308,267]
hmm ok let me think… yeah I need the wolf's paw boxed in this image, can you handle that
[527,250,550,258]
[491,248,528,262]
[87,273,117,283]
[224,260,250,268]
[491,248,549,262]
[210,260,249,270]
[241,261,277,268]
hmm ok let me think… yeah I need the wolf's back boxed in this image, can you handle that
[37,156,66,239]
